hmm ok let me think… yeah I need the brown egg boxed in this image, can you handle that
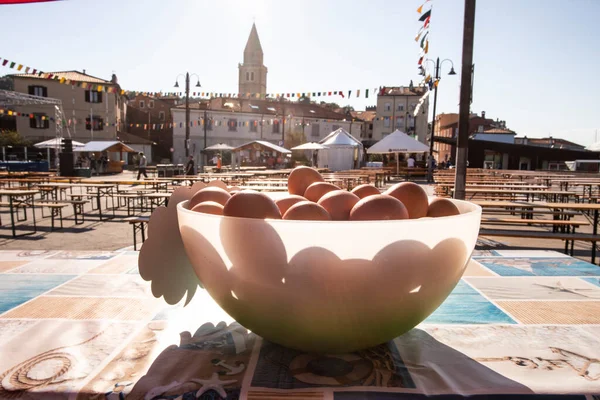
[287,166,324,196]
[349,194,409,221]
[223,190,282,219]
[304,182,340,202]
[385,182,429,219]
[228,186,242,193]
[208,179,228,190]
[283,201,331,221]
[427,198,460,218]
[190,201,224,216]
[351,184,380,199]
[317,190,360,221]
[275,195,306,215]
[189,187,231,209]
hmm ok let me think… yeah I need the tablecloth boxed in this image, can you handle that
[0,249,599,399]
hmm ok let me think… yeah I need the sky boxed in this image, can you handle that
[1,0,600,146]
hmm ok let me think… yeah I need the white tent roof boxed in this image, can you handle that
[234,140,291,154]
[367,129,429,154]
[586,142,600,151]
[76,141,136,153]
[34,137,85,149]
[291,142,326,150]
[205,143,234,151]
[320,128,362,147]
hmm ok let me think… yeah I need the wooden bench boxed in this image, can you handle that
[0,201,68,231]
[481,217,588,234]
[479,228,600,262]
[125,216,150,250]
[38,199,88,225]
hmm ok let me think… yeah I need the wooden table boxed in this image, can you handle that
[0,189,38,237]
[460,188,576,202]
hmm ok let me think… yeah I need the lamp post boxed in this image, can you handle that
[174,73,201,157]
[420,58,456,157]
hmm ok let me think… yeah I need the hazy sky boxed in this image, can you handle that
[2,0,599,145]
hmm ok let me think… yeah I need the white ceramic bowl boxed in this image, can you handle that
[177,197,481,353]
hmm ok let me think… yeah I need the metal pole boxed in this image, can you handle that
[185,72,190,158]
[454,0,477,200]
[428,57,440,156]
[203,109,208,170]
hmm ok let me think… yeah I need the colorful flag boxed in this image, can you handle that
[365,89,369,98]
[356,89,360,97]
[9,62,15,68]
[2,60,8,66]
[419,9,431,21]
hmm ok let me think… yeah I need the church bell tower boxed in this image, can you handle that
[238,23,268,96]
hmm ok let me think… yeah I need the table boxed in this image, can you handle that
[1,249,599,398]
[0,189,38,237]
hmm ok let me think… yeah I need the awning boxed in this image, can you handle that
[76,141,137,153]
[205,143,234,151]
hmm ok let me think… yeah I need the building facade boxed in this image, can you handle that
[171,98,360,165]
[11,71,126,143]
[350,110,376,144]
[238,23,268,96]
[514,136,586,151]
[126,94,180,162]
[373,86,429,144]
[433,111,497,163]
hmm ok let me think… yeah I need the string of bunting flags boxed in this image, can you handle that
[0,56,380,100]
[413,0,433,117]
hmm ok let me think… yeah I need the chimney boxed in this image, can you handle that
[523,136,528,145]
[82,69,86,74]
[111,74,118,84]
[481,111,486,119]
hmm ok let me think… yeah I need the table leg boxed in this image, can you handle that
[592,209,598,264]
[31,195,36,234]
[8,196,16,238]
[97,191,103,221]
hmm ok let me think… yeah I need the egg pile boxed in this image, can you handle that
[187,166,460,221]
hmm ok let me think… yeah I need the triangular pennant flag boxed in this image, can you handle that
[417,4,423,13]
[424,16,431,28]
[424,40,429,54]
[419,9,431,21]
[420,31,429,47]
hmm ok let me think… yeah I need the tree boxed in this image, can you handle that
[0,75,13,91]
[0,131,32,147]
[319,101,340,109]
[297,96,311,104]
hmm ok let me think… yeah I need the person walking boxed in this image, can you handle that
[185,155,195,176]
[137,152,148,180]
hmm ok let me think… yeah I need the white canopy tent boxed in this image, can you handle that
[34,138,85,149]
[586,142,600,152]
[367,129,430,174]
[205,143,234,151]
[291,142,326,167]
[318,128,363,171]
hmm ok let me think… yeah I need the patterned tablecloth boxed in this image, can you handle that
[0,249,599,399]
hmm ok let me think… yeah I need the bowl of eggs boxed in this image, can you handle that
[177,167,481,353]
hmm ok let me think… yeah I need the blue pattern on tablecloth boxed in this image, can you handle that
[424,281,515,324]
[0,274,75,313]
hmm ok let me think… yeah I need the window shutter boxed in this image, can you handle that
[99,118,104,130]
[85,91,90,102]
[43,87,48,97]
[30,116,35,129]
[28,86,34,95]
[44,118,50,129]
[98,92,103,103]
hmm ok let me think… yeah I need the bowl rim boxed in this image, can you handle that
[177,197,482,225]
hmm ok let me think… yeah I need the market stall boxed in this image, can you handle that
[76,141,137,174]
[232,140,291,168]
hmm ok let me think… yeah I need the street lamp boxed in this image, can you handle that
[420,57,456,156]
[174,73,201,157]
